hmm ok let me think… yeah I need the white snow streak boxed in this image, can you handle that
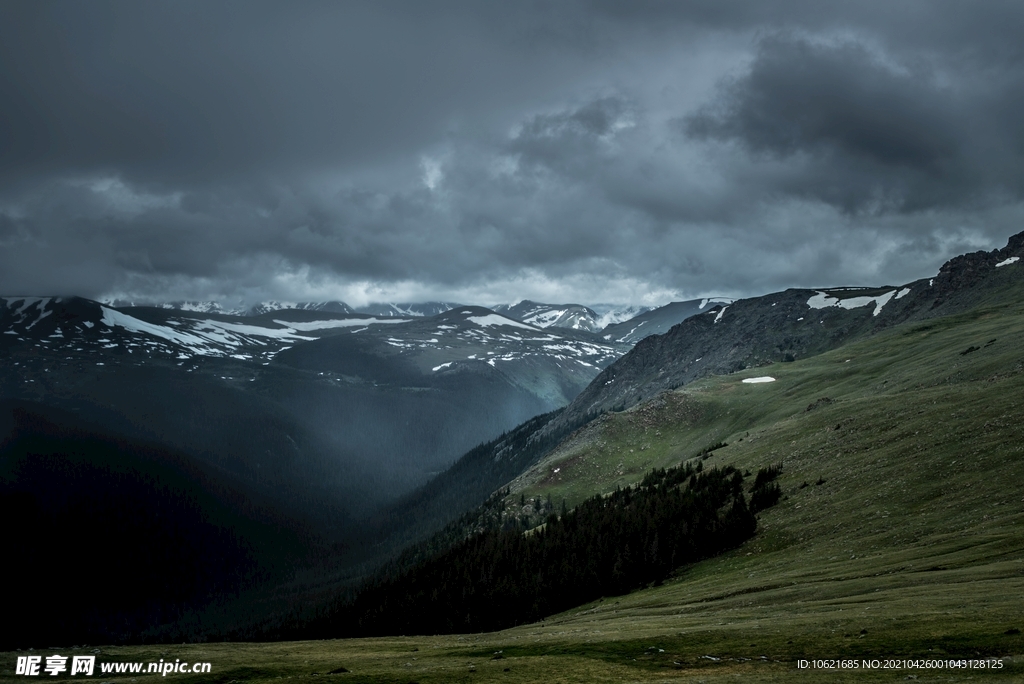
[468,314,538,330]
[276,317,409,331]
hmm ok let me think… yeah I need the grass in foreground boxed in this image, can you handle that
[4,301,1024,682]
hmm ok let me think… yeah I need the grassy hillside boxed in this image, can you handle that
[507,284,1024,508]
[4,296,1024,680]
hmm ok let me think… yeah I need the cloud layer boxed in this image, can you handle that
[2,1,1023,306]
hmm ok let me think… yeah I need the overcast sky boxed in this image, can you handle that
[2,1,1023,307]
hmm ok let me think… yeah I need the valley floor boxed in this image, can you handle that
[5,550,1019,683]
[5,302,1024,682]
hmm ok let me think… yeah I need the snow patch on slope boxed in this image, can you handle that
[277,317,410,331]
[807,290,896,317]
[468,314,538,330]
[592,305,651,329]
[700,297,733,310]
[100,307,316,357]
[4,297,51,316]
[101,307,211,347]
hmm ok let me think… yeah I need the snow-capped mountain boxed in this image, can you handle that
[0,297,412,365]
[600,297,734,344]
[341,306,624,377]
[102,299,248,314]
[160,300,239,314]
[1,298,624,375]
[263,306,627,407]
[354,301,460,317]
[492,300,601,332]
[589,304,653,329]
[247,300,355,316]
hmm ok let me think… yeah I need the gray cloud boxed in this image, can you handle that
[683,33,1024,213]
[2,1,1023,306]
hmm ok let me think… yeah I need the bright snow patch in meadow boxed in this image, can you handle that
[806,290,896,317]
[742,376,776,384]
[996,256,1020,267]
[468,314,538,330]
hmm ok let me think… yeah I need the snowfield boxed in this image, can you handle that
[742,376,776,384]
[100,307,318,358]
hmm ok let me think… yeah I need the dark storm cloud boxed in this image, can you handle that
[687,38,959,170]
[683,33,1024,213]
[2,1,1024,305]
[0,1,590,185]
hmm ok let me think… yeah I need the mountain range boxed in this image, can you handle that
[4,232,1023,649]
[99,297,712,341]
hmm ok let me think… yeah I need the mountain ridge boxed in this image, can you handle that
[549,231,1024,431]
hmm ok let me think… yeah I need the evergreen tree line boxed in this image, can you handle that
[335,460,782,637]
